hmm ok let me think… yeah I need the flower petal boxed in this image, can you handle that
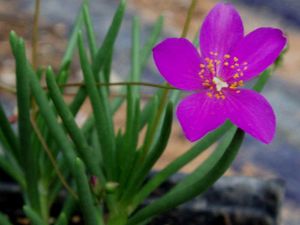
[200,3,244,59]
[176,92,227,142]
[226,89,275,144]
[229,28,287,81]
[153,38,202,91]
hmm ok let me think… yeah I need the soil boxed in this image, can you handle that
[1,175,284,225]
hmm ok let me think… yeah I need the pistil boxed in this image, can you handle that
[212,77,228,92]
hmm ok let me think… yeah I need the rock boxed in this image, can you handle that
[149,176,285,225]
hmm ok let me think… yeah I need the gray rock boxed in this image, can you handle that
[149,176,285,225]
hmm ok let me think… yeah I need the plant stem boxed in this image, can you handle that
[140,0,197,162]
[0,81,176,98]
[0,82,16,93]
[119,0,198,208]
[181,0,197,38]
[61,81,176,90]
[30,116,78,199]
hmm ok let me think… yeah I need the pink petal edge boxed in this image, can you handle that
[228,27,287,81]
[176,92,227,142]
[200,3,244,60]
[153,38,202,91]
[225,89,276,144]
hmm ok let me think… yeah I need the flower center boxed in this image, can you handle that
[198,52,248,80]
[212,77,228,92]
[198,52,248,100]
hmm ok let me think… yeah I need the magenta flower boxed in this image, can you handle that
[153,3,287,144]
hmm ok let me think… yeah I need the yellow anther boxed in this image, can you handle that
[224,62,229,66]
[221,95,226,100]
[224,54,231,59]
[238,80,244,86]
[207,63,214,68]
[233,57,239,62]
[207,92,213,98]
[234,63,240,67]
[205,57,211,62]
[230,65,235,69]
[230,82,238,89]
[233,73,239,79]
[200,64,205,68]
[215,93,220,99]
[215,60,221,65]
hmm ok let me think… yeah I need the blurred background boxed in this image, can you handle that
[0,0,299,224]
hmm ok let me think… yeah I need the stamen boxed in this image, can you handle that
[197,54,246,101]
[233,73,239,79]
[207,92,213,98]
[229,79,244,89]
[214,60,221,65]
